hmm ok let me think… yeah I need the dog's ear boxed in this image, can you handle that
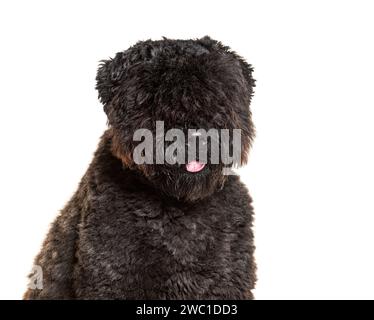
[198,36,255,94]
[96,53,127,105]
[236,57,256,97]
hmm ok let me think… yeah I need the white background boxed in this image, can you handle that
[1,0,373,300]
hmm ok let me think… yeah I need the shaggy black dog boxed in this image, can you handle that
[24,36,256,299]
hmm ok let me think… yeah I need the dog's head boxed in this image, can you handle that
[96,37,255,201]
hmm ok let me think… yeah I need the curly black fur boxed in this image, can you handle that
[24,36,256,299]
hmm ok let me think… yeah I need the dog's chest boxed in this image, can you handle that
[76,190,240,298]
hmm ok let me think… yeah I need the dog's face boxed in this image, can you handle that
[96,37,255,201]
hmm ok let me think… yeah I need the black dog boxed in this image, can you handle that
[25,36,256,299]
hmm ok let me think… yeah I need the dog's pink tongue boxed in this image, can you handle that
[186,161,205,173]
